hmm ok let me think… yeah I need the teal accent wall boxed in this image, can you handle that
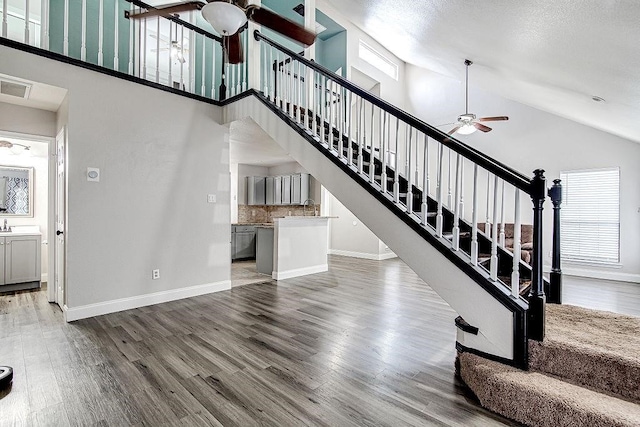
[316,30,346,77]
[48,0,131,73]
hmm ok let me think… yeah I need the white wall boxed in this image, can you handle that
[317,0,407,109]
[1,44,231,314]
[405,65,640,282]
[326,190,396,260]
[0,103,57,137]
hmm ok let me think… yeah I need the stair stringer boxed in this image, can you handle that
[225,94,524,363]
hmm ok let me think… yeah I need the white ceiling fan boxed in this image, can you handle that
[443,59,509,135]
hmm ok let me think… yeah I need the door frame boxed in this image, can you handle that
[0,130,57,301]
[52,126,66,307]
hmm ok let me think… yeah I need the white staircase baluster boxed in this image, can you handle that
[406,126,413,212]
[357,97,364,174]
[113,1,119,71]
[200,34,205,95]
[381,111,388,190]
[499,180,506,247]
[459,160,465,219]
[43,0,49,49]
[347,91,353,167]
[471,164,479,265]
[242,30,247,92]
[312,71,319,139]
[447,148,453,208]
[452,154,461,251]
[211,38,216,98]
[485,172,491,236]
[142,18,147,79]
[435,143,444,237]
[338,86,344,161]
[320,75,326,144]
[179,25,184,90]
[369,104,375,183]
[63,0,69,55]
[24,0,29,44]
[393,117,400,203]
[490,176,500,281]
[168,22,173,87]
[269,46,275,101]
[81,0,87,61]
[275,52,281,106]
[296,62,302,124]
[2,0,7,38]
[327,79,333,149]
[511,189,521,296]
[128,2,134,75]
[98,0,104,66]
[421,134,429,225]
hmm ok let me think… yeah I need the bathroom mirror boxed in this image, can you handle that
[0,166,34,217]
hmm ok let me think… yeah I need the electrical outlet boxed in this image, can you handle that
[207,194,216,203]
[152,269,160,280]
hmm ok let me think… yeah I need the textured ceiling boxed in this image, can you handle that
[321,0,640,143]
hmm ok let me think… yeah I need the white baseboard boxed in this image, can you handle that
[64,280,231,322]
[329,249,398,261]
[562,267,640,284]
[272,264,328,280]
[41,273,48,283]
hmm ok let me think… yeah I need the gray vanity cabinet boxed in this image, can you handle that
[0,234,41,286]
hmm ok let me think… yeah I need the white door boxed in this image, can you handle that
[55,128,66,308]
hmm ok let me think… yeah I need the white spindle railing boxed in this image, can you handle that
[2,0,8,38]
[256,33,536,299]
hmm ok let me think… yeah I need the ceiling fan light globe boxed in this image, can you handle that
[201,2,247,36]
[457,124,477,135]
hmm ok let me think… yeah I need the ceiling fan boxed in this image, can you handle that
[125,1,317,64]
[443,59,509,135]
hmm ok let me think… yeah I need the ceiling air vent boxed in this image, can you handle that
[0,78,32,99]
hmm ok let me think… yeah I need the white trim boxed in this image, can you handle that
[41,273,47,282]
[272,264,328,280]
[329,249,397,261]
[63,280,231,322]
[562,266,640,284]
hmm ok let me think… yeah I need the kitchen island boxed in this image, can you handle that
[270,216,330,280]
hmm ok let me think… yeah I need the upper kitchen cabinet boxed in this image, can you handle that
[246,176,266,205]
[291,173,309,204]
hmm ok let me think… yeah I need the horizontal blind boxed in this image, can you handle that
[560,168,620,264]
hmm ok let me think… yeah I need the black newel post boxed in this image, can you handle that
[547,179,563,304]
[528,169,546,341]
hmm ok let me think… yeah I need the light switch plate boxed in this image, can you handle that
[207,194,216,203]
[87,167,100,182]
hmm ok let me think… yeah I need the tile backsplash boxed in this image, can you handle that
[237,205,321,224]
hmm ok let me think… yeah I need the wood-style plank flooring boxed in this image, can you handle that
[0,255,518,426]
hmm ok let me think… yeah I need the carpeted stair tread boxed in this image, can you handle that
[529,304,640,402]
[459,352,640,427]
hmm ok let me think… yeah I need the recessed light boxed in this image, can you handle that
[591,95,605,103]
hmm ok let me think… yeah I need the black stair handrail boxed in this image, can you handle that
[255,30,532,194]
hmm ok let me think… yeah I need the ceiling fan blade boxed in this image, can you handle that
[224,32,243,64]
[478,116,509,122]
[436,122,456,127]
[246,5,316,46]
[126,2,205,20]
[474,122,492,132]
[233,0,249,8]
[448,126,462,135]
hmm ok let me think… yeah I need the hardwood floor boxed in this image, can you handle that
[0,256,518,426]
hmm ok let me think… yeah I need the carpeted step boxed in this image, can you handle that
[529,304,640,403]
[459,352,640,427]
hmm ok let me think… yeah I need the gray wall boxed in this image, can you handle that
[0,103,57,137]
[1,44,231,309]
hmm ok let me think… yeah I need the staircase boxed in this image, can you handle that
[225,31,561,369]
[459,304,640,426]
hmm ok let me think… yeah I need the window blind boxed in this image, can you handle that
[559,168,620,264]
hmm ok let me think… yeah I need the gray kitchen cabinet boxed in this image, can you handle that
[265,176,275,204]
[256,227,274,275]
[291,173,310,204]
[282,175,292,204]
[274,176,282,205]
[231,225,256,260]
[246,176,266,205]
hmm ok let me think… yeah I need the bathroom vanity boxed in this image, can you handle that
[0,227,41,292]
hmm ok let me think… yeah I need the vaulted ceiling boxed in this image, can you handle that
[320,0,640,143]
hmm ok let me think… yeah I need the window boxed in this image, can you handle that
[358,40,398,80]
[560,168,620,264]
